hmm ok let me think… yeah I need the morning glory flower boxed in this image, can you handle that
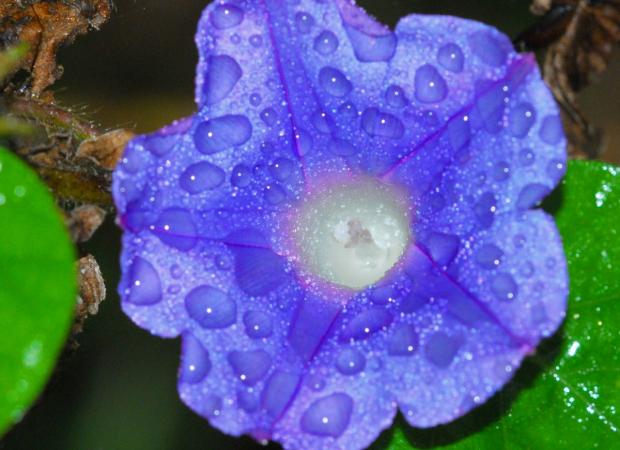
[112,1,568,449]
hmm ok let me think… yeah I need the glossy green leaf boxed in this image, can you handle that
[0,147,76,436]
[381,160,620,449]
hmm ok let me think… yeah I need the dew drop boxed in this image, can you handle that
[185,285,236,329]
[249,93,262,106]
[473,192,497,228]
[415,64,448,104]
[335,348,366,375]
[516,183,549,209]
[539,115,564,145]
[313,30,339,55]
[249,34,263,47]
[243,310,274,339]
[475,244,503,269]
[231,163,253,187]
[265,184,287,205]
[270,157,294,181]
[127,257,162,305]
[180,334,211,384]
[300,393,353,437]
[203,55,242,105]
[492,161,511,181]
[508,103,536,138]
[437,43,464,72]
[228,350,272,385]
[318,66,352,98]
[295,11,315,34]
[210,4,243,30]
[344,24,396,62]
[180,161,225,193]
[385,85,407,108]
[469,30,507,67]
[361,107,405,139]
[341,307,392,341]
[260,107,278,126]
[519,148,535,167]
[387,324,418,356]
[153,208,198,251]
[194,115,252,154]
[424,332,461,368]
[491,273,518,301]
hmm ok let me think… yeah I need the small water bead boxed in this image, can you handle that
[361,107,405,139]
[385,85,407,108]
[170,264,183,279]
[492,161,511,182]
[513,234,527,249]
[491,273,518,301]
[153,208,198,251]
[437,43,464,72]
[414,64,448,104]
[210,4,244,29]
[473,192,497,228]
[270,157,294,181]
[344,24,397,62]
[215,254,231,270]
[228,350,272,385]
[249,93,262,106]
[168,285,181,295]
[127,257,162,305]
[516,183,549,209]
[243,310,274,338]
[194,115,252,154]
[180,334,211,384]
[185,285,237,329]
[300,393,354,437]
[338,102,358,120]
[547,159,565,183]
[386,324,418,356]
[521,261,535,278]
[265,184,287,205]
[306,374,326,391]
[249,34,263,47]
[469,30,507,67]
[230,34,241,45]
[539,115,564,145]
[260,107,278,126]
[313,30,339,55]
[180,161,225,194]
[294,128,313,156]
[295,11,315,34]
[318,66,352,98]
[231,163,253,187]
[335,348,366,375]
[341,308,393,341]
[475,244,503,269]
[519,148,535,167]
[508,103,536,138]
[424,332,461,368]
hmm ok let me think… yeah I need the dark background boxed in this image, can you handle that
[2,1,619,449]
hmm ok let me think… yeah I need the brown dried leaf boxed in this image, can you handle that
[73,254,106,336]
[76,129,135,170]
[67,204,106,243]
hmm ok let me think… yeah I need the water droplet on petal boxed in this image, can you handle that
[437,43,464,72]
[473,192,497,228]
[492,161,511,181]
[249,93,262,106]
[260,107,278,126]
[243,310,274,338]
[185,285,236,329]
[300,393,353,437]
[344,24,396,62]
[203,55,242,105]
[425,332,461,368]
[228,350,272,385]
[210,4,243,29]
[261,371,300,417]
[370,285,396,305]
[318,67,352,98]
[400,292,427,314]
[361,107,404,139]
[231,163,253,188]
[127,257,162,305]
[546,159,565,183]
[194,115,252,154]
[385,85,407,108]
[180,161,225,193]
[341,307,392,341]
[336,348,366,375]
[314,30,339,55]
[425,232,460,266]
[519,148,535,167]
[491,273,518,301]
[249,34,263,47]
[508,103,536,138]
[180,333,211,384]
[328,138,357,156]
[265,184,287,205]
[270,157,294,181]
[516,183,549,209]
[539,115,564,145]
[475,244,503,269]
[415,64,448,104]
[153,208,198,251]
[469,30,507,67]
[387,324,418,356]
[295,11,315,34]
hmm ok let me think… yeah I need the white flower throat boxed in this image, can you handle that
[293,178,411,290]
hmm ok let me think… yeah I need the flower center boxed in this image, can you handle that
[292,178,411,290]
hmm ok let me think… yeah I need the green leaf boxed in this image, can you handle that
[381,160,620,449]
[0,147,76,436]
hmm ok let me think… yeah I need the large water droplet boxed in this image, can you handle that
[295,11,315,34]
[300,393,353,437]
[469,31,507,67]
[361,107,404,139]
[448,115,471,151]
[314,30,339,55]
[491,273,518,301]
[260,107,278,126]
[328,138,357,156]
[311,110,335,134]
[424,332,461,368]
[437,43,464,72]
[385,84,407,108]
[185,285,236,329]
[210,4,244,29]
[516,183,549,209]
[153,208,197,251]
[475,244,503,269]
[370,285,396,305]
[492,161,511,182]
[265,184,287,205]
[243,310,273,338]
[539,115,564,145]
[126,257,162,305]
[146,135,177,157]
[424,232,460,267]
[231,163,253,188]
[318,66,352,98]
[387,324,418,356]
[341,307,392,341]
[203,55,242,105]
[194,115,252,154]
[400,292,427,314]
[228,350,272,385]
[546,159,565,183]
[180,161,225,194]
[336,348,366,375]
[270,157,294,181]
[261,371,300,417]
[508,103,536,138]
[473,192,497,228]
[180,333,211,384]
[344,24,396,62]
[415,64,448,104]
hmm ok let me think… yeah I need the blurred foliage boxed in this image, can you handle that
[0,148,76,437]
